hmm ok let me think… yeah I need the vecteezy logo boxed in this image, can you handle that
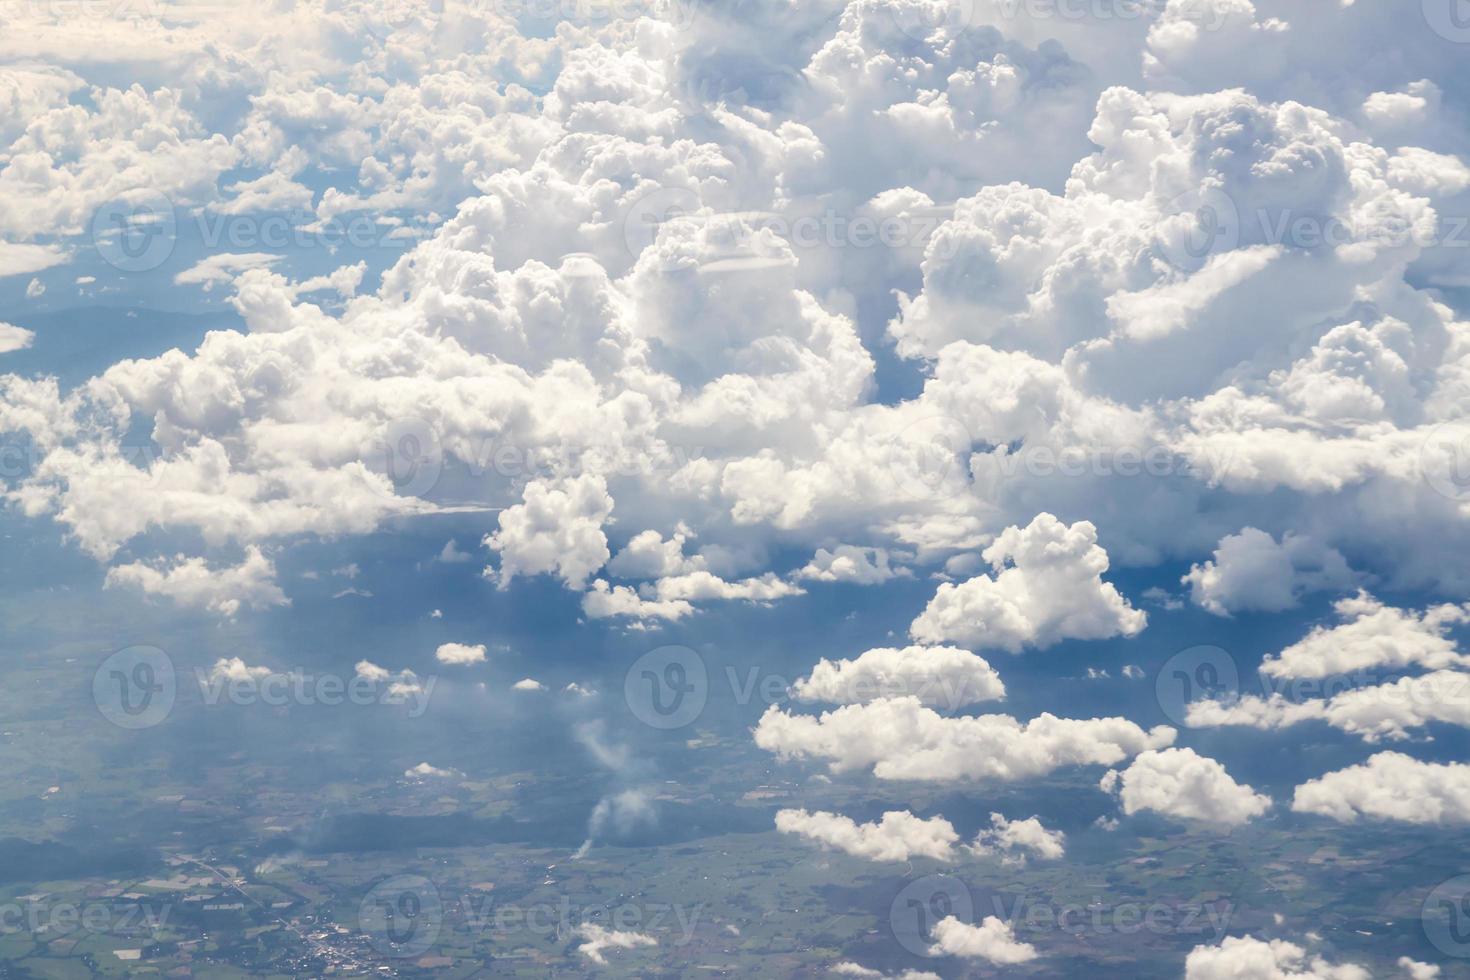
[369,417,444,500]
[93,646,176,729]
[888,415,973,500]
[1157,186,1241,270]
[1424,0,1470,42]
[1424,875,1470,957]
[888,0,980,41]
[624,645,707,729]
[889,874,975,956]
[621,186,702,271]
[359,875,442,958]
[1155,645,1239,726]
[90,190,177,273]
[664,0,706,31]
[1421,421,1470,502]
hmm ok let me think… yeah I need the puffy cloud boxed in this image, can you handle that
[209,171,315,216]
[1185,693,1328,733]
[927,916,1036,964]
[1105,246,1285,343]
[1260,593,1470,679]
[1362,82,1439,132]
[104,546,288,618]
[3,35,1468,620]
[575,924,657,965]
[1398,959,1440,980]
[1143,1,1290,89]
[386,670,430,704]
[487,475,614,590]
[774,808,959,862]
[512,677,547,692]
[650,570,805,604]
[354,660,390,682]
[1183,528,1355,616]
[788,645,1006,708]
[1291,752,1470,825]
[1187,670,1470,743]
[910,513,1146,652]
[206,657,272,683]
[850,79,1470,596]
[5,408,432,562]
[437,540,473,563]
[0,65,79,145]
[795,0,1097,200]
[581,580,695,622]
[892,84,1459,391]
[1388,147,1470,197]
[352,661,434,709]
[0,242,67,278]
[0,322,35,355]
[434,642,487,665]
[1184,936,1369,980]
[0,85,238,244]
[830,964,939,980]
[606,528,697,580]
[776,804,1061,865]
[0,3,569,263]
[1101,748,1271,827]
[174,253,282,290]
[968,812,1065,864]
[583,563,803,621]
[603,527,805,611]
[755,696,1175,782]
[797,545,909,584]
[404,762,462,779]
[1134,0,1470,118]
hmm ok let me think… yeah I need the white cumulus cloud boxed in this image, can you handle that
[774,808,959,862]
[788,646,1005,708]
[1185,936,1369,980]
[1292,752,1470,825]
[434,642,488,665]
[1102,748,1271,827]
[755,696,1174,782]
[910,514,1146,653]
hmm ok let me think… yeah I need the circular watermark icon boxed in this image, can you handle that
[93,646,176,729]
[1421,421,1470,502]
[1157,186,1240,270]
[1423,0,1470,42]
[621,186,702,271]
[624,645,707,729]
[1423,874,1470,957]
[91,190,176,273]
[1155,645,1239,726]
[889,874,975,956]
[887,415,973,500]
[359,875,443,958]
[368,417,444,500]
[889,0,980,41]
